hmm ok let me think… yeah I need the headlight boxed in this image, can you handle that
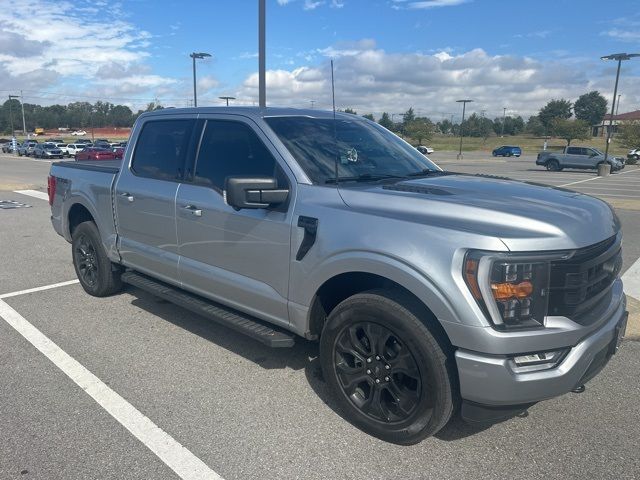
[463,251,568,329]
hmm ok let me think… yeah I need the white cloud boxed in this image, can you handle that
[232,42,640,119]
[330,0,345,7]
[393,0,471,9]
[601,29,640,42]
[304,0,324,9]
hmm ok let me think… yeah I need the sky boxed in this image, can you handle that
[1,0,639,121]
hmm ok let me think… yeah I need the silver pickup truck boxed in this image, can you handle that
[536,145,625,172]
[49,107,628,444]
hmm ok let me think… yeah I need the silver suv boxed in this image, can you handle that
[49,108,628,444]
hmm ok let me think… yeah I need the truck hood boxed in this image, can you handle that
[337,173,620,251]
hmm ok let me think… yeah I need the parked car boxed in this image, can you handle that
[93,141,112,149]
[536,146,625,172]
[113,147,125,159]
[49,107,627,445]
[71,130,87,136]
[33,143,64,159]
[76,138,92,144]
[416,145,434,155]
[74,147,116,161]
[54,143,71,157]
[492,145,522,157]
[18,141,39,156]
[66,143,87,157]
[2,141,16,153]
[628,148,640,163]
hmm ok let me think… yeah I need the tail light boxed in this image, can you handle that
[47,175,56,205]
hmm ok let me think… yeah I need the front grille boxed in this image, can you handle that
[547,235,622,318]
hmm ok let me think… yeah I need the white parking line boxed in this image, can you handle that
[0,279,79,299]
[0,289,223,480]
[559,177,601,187]
[623,257,640,301]
[14,189,49,201]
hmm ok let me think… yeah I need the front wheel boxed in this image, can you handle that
[320,289,456,445]
[72,221,122,297]
[546,159,561,171]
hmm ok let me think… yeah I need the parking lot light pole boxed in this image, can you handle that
[7,95,16,137]
[500,107,506,137]
[190,52,212,107]
[219,96,235,106]
[601,53,639,163]
[456,99,473,160]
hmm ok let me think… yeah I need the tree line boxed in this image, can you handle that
[347,90,614,146]
[0,99,165,134]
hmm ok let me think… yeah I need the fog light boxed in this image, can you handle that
[510,349,568,373]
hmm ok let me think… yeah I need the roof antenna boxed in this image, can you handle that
[331,59,338,185]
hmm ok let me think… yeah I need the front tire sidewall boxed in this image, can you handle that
[320,291,454,444]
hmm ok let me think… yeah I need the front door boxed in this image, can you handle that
[176,117,294,327]
[115,117,196,282]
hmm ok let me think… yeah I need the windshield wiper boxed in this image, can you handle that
[405,169,442,177]
[325,173,405,184]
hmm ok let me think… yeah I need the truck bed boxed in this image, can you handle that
[53,159,121,174]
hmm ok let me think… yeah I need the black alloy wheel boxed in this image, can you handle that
[74,233,99,288]
[334,322,422,423]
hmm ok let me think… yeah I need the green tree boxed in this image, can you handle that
[342,107,357,114]
[618,121,640,150]
[437,119,453,135]
[405,118,433,145]
[574,91,607,127]
[378,112,394,130]
[539,99,572,132]
[361,113,375,121]
[402,107,415,126]
[526,115,545,136]
[551,118,589,145]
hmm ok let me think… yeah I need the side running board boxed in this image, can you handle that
[121,271,295,348]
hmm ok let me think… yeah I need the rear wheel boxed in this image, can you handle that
[546,159,561,171]
[320,289,455,445]
[72,221,122,297]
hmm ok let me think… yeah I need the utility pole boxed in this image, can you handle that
[310,100,315,109]
[7,95,14,137]
[601,53,639,163]
[20,91,26,136]
[500,107,506,137]
[258,0,266,108]
[456,99,473,160]
[219,96,236,106]
[616,94,621,116]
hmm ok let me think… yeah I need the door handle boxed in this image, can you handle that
[120,192,134,202]
[183,205,202,217]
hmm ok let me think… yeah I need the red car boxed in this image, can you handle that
[75,147,116,161]
[113,147,125,159]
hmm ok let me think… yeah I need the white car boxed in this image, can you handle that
[628,148,640,161]
[416,145,435,155]
[71,130,87,136]
[54,143,71,157]
[66,143,87,157]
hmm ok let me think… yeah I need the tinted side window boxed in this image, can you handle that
[193,120,280,191]
[132,120,194,181]
[566,147,579,155]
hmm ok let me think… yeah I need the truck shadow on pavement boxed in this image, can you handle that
[126,285,498,441]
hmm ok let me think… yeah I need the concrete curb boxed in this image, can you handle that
[626,295,640,341]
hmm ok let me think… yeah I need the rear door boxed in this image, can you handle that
[564,147,583,168]
[175,115,294,327]
[114,116,197,282]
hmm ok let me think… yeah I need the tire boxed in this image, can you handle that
[71,221,122,297]
[546,159,561,171]
[320,289,456,445]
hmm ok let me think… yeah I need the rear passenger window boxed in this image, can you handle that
[193,120,282,191]
[132,120,195,181]
[566,147,579,155]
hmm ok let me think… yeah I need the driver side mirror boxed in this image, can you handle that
[225,177,289,210]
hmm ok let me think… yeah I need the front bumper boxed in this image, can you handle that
[455,282,627,407]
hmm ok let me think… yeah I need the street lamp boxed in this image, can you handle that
[190,52,212,107]
[456,99,473,160]
[601,53,639,163]
[500,106,507,137]
[219,96,235,106]
[8,95,17,137]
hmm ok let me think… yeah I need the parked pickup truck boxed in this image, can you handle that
[49,107,628,444]
[536,146,625,172]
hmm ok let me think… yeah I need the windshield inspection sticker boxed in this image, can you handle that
[0,200,32,209]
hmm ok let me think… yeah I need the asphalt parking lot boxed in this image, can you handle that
[1,151,639,480]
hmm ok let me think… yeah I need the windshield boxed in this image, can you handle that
[265,116,439,184]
